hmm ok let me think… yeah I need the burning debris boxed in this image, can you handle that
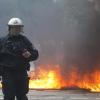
[29,64,62,89]
[28,64,100,92]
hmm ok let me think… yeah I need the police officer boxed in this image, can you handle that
[0,18,39,100]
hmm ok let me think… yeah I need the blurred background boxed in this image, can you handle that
[0,0,100,70]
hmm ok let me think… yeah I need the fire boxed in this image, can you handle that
[29,64,100,92]
[0,64,100,92]
[29,65,62,89]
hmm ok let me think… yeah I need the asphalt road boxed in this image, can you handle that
[0,89,100,100]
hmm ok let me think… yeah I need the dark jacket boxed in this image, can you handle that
[0,34,38,71]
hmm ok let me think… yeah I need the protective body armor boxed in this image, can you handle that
[0,34,38,71]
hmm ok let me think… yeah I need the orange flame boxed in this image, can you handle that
[29,64,100,92]
[29,65,62,89]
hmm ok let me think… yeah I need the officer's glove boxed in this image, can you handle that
[22,49,31,58]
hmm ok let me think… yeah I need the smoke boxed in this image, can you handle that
[0,0,100,72]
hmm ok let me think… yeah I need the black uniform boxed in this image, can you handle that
[0,34,38,100]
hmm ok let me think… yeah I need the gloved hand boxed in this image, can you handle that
[22,49,31,58]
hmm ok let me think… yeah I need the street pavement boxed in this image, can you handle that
[0,89,100,100]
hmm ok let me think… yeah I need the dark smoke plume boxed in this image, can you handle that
[0,0,100,73]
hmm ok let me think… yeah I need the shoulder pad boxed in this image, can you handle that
[21,35,32,46]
